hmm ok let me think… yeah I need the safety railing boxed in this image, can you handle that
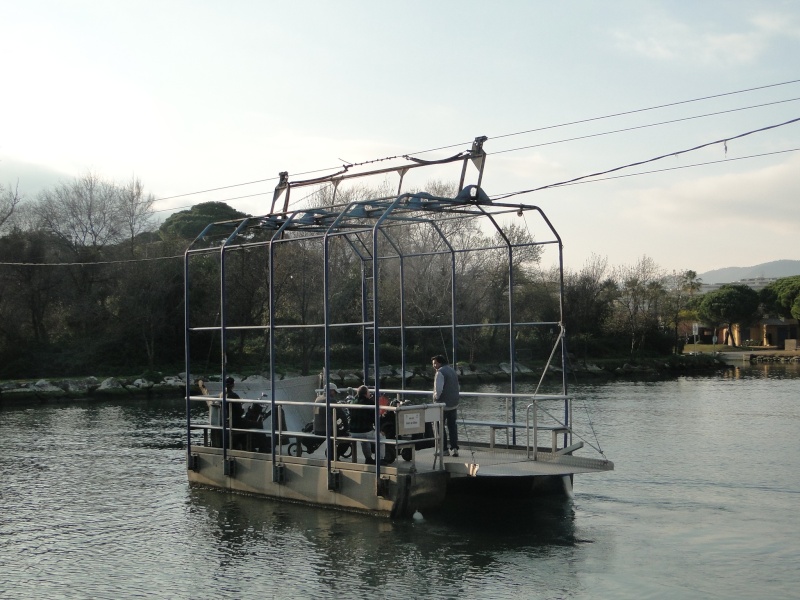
[187,394,444,471]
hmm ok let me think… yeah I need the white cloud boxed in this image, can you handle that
[610,10,800,66]
[623,154,800,234]
[751,12,800,38]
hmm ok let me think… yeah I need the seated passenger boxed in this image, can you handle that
[241,402,270,452]
[313,383,339,435]
[222,377,249,450]
[349,385,386,464]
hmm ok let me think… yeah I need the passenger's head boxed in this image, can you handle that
[431,355,448,369]
[225,376,235,389]
[356,385,370,398]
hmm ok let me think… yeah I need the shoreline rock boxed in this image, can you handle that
[0,356,735,406]
[0,374,189,405]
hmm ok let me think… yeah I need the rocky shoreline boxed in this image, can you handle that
[0,375,190,405]
[0,354,733,406]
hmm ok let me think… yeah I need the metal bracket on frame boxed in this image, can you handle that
[377,475,390,498]
[187,454,200,472]
[273,463,286,484]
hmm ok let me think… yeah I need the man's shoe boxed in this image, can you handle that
[452,449,459,457]
[365,456,375,464]
[435,449,450,457]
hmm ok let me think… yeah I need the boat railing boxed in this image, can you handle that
[381,388,577,459]
[188,388,580,465]
[525,397,576,460]
[186,393,444,471]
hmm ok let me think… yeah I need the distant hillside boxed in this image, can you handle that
[698,260,800,284]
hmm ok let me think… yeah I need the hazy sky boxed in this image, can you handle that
[1,1,799,274]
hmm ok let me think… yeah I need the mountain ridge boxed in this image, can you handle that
[698,260,800,284]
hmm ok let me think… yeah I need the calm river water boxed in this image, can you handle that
[2,363,799,599]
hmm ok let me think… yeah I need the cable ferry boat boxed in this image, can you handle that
[183,137,613,518]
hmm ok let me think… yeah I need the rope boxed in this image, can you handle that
[565,353,608,461]
[457,403,477,466]
[438,327,450,364]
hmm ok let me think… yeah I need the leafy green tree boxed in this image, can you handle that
[159,201,249,240]
[29,173,160,342]
[663,270,703,354]
[0,230,68,377]
[561,255,616,358]
[453,222,543,361]
[760,276,800,320]
[109,243,184,370]
[0,173,167,376]
[272,239,326,374]
[698,284,760,346]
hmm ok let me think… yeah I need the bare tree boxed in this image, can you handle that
[32,172,157,252]
[117,176,155,252]
[34,172,122,250]
[26,173,159,342]
[0,181,23,232]
[611,255,667,355]
[561,255,616,356]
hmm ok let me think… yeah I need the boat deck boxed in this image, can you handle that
[253,438,614,479]
[432,446,613,477]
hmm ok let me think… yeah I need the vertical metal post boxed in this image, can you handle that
[371,220,382,479]
[322,227,335,473]
[219,242,229,462]
[267,215,295,470]
[183,249,193,465]
[218,219,251,469]
[370,196,403,483]
[268,232,279,464]
[449,246,457,365]
[508,243,517,444]
[398,253,407,391]
[532,399,539,460]
[558,239,569,445]
[360,254,371,388]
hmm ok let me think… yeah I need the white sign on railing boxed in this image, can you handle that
[398,409,425,435]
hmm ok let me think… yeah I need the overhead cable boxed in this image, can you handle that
[491,97,800,155]
[488,79,800,143]
[0,254,184,267]
[5,144,798,269]
[395,78,800,157]
[536,147,800,188]
[150,79,800,207]
[493,116,800,200]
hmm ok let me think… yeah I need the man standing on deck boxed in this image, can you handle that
[432,355,460,457]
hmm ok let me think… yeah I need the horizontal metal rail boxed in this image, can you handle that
[188,395,445,469]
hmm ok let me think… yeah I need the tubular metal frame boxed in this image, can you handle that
[184,136,570,486]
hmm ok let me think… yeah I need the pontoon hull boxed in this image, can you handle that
[187,447,448,518]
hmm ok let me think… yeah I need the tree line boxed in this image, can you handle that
[1,174,799,380]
